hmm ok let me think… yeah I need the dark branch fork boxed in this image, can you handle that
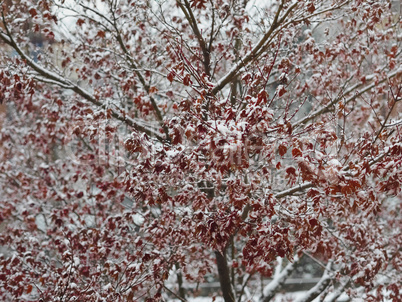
[210,0,355,97]
[176,0,212,77]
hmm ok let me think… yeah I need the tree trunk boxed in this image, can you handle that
[215,250,235,302]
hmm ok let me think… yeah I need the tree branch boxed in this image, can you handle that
[211,0,362,96]
[293,68,401,128]
[294,261,333,302]
[0,14,164,142]
[261,255,301,302]
[176,0,211,76]
[175,262,186,301]
[212,1,298,95]
[163,284,187,302]
[274,182,314,199]
[326,278,351,302]
[109,7,171,142]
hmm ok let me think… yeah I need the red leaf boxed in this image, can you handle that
[29,8,37,17]
[81,266,90,278]
[172,128,182,145]
[307,3,315,14]
[26,284,33,294]
[286,167,296,175]
[292,148,302,157]
[127,290,135,301]
[149,86,158,94]
[143,253,151,262]
[309,218,318,226]
[12,257,20,266]
[257,90,269,104]
[47,31,55,40]
[77,18,85,26]
[183,74,192,86]
[167,72,174,83]
[277,85,287,97]
[278,144,287,157]
[97,30,106,38]
[190,0,207,9]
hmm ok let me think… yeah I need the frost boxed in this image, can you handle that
[327,159,342,168]
[357,191,367,199]
[127,263,140,270]
[103,283,112,291]
[70,282,77,289]
[216,121,232,136]
[35,214,47,232]
[315,151,324,160]
[132,213,145,226]
[166,148,180,158]
[304,37,315,47]
[39,162,49,168]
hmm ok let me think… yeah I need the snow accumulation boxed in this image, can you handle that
[172,290,393,302]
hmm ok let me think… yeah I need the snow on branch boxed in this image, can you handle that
[293,68,402,128]
[274,182,314,199]
[261,255,301,302]
[385,119,402,127]
[294,261,334,302]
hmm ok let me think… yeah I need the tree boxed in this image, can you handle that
[0,0,401,301]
